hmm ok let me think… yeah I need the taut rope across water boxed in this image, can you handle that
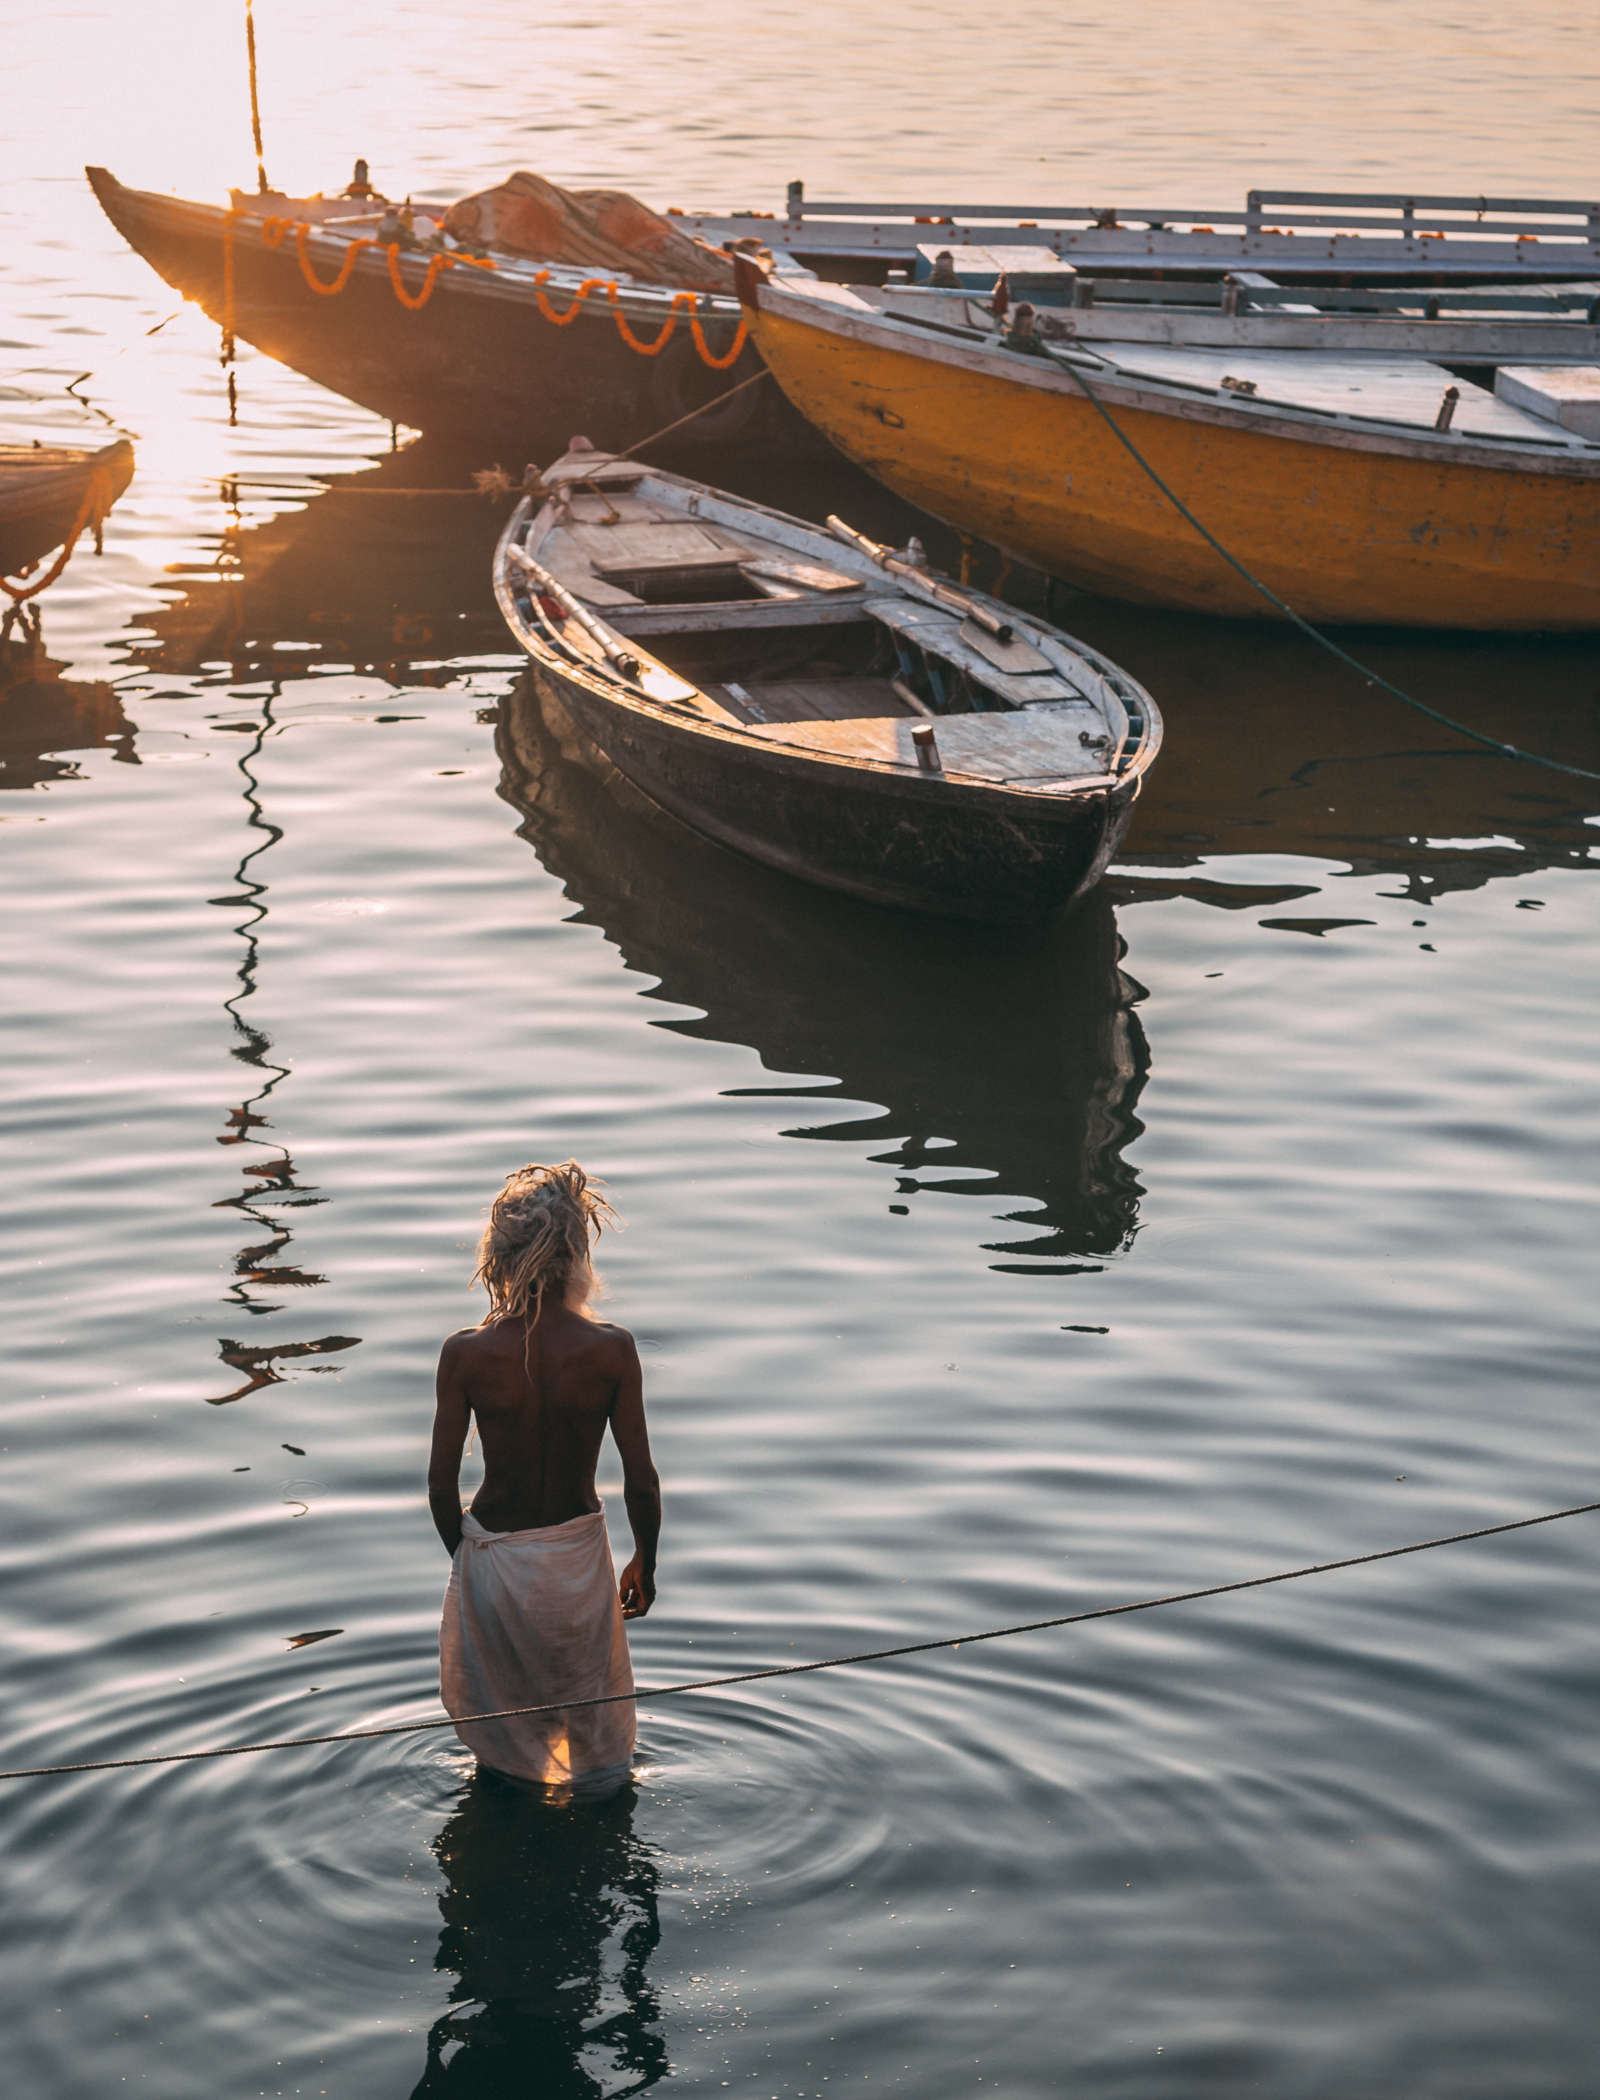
[1,1499,1594,1784]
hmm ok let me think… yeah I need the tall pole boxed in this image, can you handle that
[245,0,269,193]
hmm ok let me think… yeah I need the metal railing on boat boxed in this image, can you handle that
[679,185,1600,277]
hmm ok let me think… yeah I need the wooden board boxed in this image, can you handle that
[865,596,1093,708]
[1089,346,1577,443]
[739,675,911,723]
[747,703,1115,783]
[542,456,653,487]
[743,555,862,593]
[565,520,743,566]
[541,564,644,608]
[1495,365,1600,438]
[914,243,1078,286]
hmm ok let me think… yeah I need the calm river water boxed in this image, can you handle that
[4,5,1600,2095]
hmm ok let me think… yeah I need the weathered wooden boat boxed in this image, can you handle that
[492,448,1162,918]
[738,265,1600,630]
[0,437,134,583]
[85,167,814,462]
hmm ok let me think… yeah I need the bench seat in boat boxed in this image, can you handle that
[744,701,1116,785]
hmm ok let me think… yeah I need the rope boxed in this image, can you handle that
[1,1497,1594,1784]
[1059,359,1600,786]
[604,365,773,461]
[0,466,115,604]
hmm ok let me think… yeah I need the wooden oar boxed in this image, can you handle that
[505,541,724,715]
[824,516,1053,675]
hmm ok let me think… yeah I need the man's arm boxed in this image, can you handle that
[608,1330,660,1619]
[427,1333,472,1557]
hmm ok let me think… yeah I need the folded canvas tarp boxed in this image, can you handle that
[442,171,738,294]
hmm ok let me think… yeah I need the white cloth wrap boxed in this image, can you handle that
[440,1505,635,1789]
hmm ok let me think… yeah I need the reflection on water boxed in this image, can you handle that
[204,684,359,1398]
[0,607,137,787]
[411,1774,666,2100]
[1079,593,1600,904]
[132,439,525,683]
[496,676,1150,1267]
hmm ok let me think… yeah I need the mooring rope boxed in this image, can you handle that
[0,1498,1593,1784]
[1058,358,1600,787]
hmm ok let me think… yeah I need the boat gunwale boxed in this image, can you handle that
[755,276,1600,479]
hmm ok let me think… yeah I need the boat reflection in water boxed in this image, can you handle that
[496,676,1151,1268]
[1074,593,1600,905]
[0,614,137,789]
[129,437,515,682]
[409,1773,665,2099]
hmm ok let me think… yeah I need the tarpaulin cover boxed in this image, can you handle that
[442,171,738,293]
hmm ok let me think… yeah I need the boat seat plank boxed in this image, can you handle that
[607,592,873,637]
[594,548,760,579]
[541,564,645,608]
[566,520,744,565]
[1092,346,1582,443]
[542,457,653,488]
[744,676,914,722]
[743,555,863,593]
[864,596,1095,708]
[746,706,1115,784]
[563,491,682,525]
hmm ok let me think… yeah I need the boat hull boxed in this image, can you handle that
[749,295,1600,630]
[529,662,1136,921]
[0,439,134,579]
[86,169,821,464]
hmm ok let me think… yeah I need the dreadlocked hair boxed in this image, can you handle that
[473,1161,618,1327]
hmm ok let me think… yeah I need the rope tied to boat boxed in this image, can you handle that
[0,1496,1594,1784]
[0,464,117,605]
[1058,357,1600,787]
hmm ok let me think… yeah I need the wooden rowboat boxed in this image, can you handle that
[493,448,1162,918]
[0,437,134,583]
[738,265,1600,630]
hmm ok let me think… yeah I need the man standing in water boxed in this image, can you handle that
[428,1162,660,1791]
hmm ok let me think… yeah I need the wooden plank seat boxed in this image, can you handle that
[864,596,1098,708]
[711,675,917,724]
[744,701,1117,784]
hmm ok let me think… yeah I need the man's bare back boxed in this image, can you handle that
[428,1301,660,1618]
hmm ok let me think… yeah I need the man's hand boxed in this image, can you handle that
[619,1554,655,1620]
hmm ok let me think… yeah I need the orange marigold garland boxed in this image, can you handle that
[603,283,693,355]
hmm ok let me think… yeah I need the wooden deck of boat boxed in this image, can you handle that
[1083,345,1592,445]
[711,675,915,725]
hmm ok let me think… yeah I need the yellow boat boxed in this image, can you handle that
[737,266,1600,630]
